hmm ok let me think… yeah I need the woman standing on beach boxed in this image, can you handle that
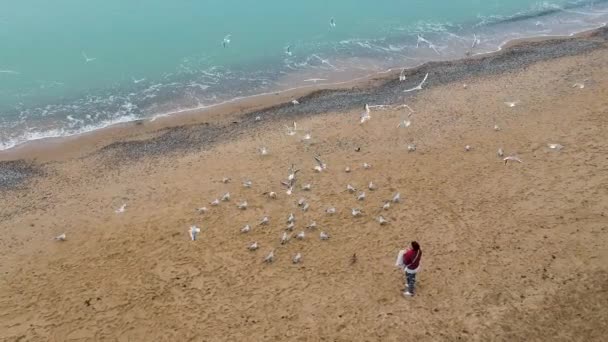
[401,241,422,297]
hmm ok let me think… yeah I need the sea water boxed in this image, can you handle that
[1,0,607,150]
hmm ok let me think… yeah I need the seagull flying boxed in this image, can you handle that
[330,17,336,28]
[286,45,293,56]
[403,73,429,93]
[82,51,96,63]
[222,34,231,48]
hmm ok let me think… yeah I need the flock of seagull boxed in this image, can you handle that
[52,50,584,268]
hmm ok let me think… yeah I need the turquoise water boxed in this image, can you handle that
[1,0,607,150]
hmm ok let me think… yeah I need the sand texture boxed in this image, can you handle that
[1,33,608,341]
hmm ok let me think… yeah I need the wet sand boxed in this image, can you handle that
[1,29,607,341]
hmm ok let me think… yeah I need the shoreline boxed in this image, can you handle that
[1,25,607,163]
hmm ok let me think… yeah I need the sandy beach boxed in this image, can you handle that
[1,28,608,341]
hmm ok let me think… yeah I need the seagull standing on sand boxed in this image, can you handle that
[248,242,259,251]
[503,156,523,165]
[241,225,251,233]
[397,119,411,128]
[497,148,505,157]
[382,201,391,210]
[392,193,401,203]
[243,180,253,188]
[320,232,330,240]
[293,253,302,264]
[326,207,336,214]
[264,250,275,263]
[362,162,371,169]
[403,73,429,93]
[352,208,362,217]
[291,99,299,105]
[301,183,312,191]
[377,216,389,225]
[368,182,376,191]
[210,199,220,206]
[407,144,417,152]
[54,233,67,241]
[296,231,305,240]
[307,221,317,229]
[197,207,208,214]
[347,184,356,193]
[548,143,564,151]
[357,192,366,201]
[360,104,371,124]
[221,192,231,201]
[286,222,295,231]
[504,101,520,108]
[259,146,269,156]
[189,226,201,241]
[237,201,248,210]
[286,121,297,136]
[115,203,127,214]
[281,232,291,245]
[260,216,270,225]
[287,213,295,224]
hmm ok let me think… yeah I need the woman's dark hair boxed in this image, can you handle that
[411,241,420,251]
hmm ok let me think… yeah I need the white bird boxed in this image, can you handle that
[357,192,366,201]
[260,216,270,225]
[285,121,297,136]
[281,232,290,244]
[463,83,468,89]
[82,51,96,63]
[572,82,585,89]
[286,45,293,56]
[329,17,336,28]
[222,177,231,183]
[291,99,299,105]
[286,186,294,195]
[259,146,269,156]
[243,180,253,188]
[237,201,248,210]
[382,202,391,210]
[416,35,440,54]
[115,203,127,214]
[302,133,312,141]
[403,73,429,93]
[326,207,336,214]
[368,182,376,191]
[377,216,389,225]
[302,202,310,212]
[248,242,259,251]
[548,143,564,151]
[307,221,317,229]
[189,226,201,241]
[503,156,523,164]
[210,199,220,206]
[287,213,295,223]
[221,192,231,202]
[314,156,327,171]
[241,225,251,233]
[320,231,330,240]
[292,253,302,264]
[471,33,480,49]
[296,231,305,240]
[504,101,519,108]
[222,34,231,48]
[344,166,351,173]
[360,104,371,124]
[351,208,362,217]
[347,184,357,193]
[465,145,472,152]
[265,191,278,199]
[313,165,323,173]
[362,163,371,169]
[407,144,417,152]
[397,120,411,128]
[301,183,312,191]
[392,193,401,203]
[399,69,406,82]
[497,148,505,157]
[286,222,295,231]
[255,115,262,121]
[196,207,208,214]
[494,124,500,131]
[259,249,274,263]
[54,233,66,241]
